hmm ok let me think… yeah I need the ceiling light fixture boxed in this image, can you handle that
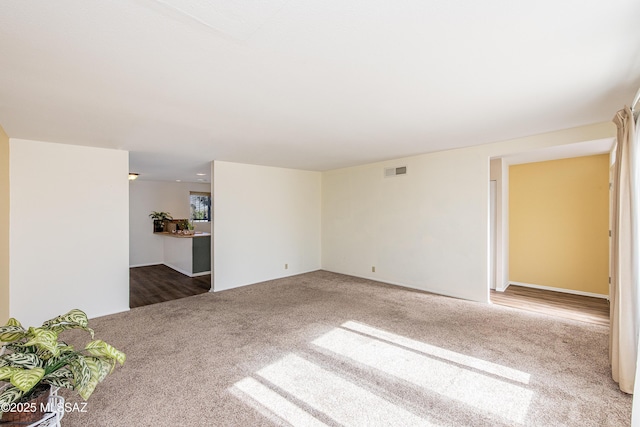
[128,173,139,180]
[196,173,206,176]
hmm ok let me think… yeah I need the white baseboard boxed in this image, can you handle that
[508,281,609,300]
[90,307,130,319]
[130,263,209,277]
[129,262,163,268]
[320,269,482,302]
[163,263,210,278]
[496,282,510,292]
[212,268,321,292]
[191,271,211,277]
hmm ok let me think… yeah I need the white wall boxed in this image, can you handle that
[321,122,615,302]
[500,159,510,292]
[213,161,321,291]
[489,158,506,291]
[10,139,129,326]
[0,125,9,324]
[129,180,211,267]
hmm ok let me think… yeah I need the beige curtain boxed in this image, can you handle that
[610,106,639,394]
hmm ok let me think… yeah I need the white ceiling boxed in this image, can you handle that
[1,0,639,182]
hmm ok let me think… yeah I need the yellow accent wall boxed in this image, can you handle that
[509,154,609,295]
[0,125,9,323]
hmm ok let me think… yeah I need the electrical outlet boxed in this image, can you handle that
[285,263,288,269]
[372,266,375,273]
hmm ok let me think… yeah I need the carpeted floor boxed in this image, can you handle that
[60,271,631,426]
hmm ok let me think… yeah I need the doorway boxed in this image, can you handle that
[489,138,615,321]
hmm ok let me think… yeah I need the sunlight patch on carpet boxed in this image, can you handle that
[313,326,533,424]
[230,377,328,427]
[230,321,535,425]
[341,321,531,384]
[255,354,439,426]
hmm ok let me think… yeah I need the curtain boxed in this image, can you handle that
[610,106,639,394]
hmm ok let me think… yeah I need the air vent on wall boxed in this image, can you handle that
[384,166,408,177]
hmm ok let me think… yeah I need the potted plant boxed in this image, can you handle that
[178,219,195,235]
[0,309,125,424]
[149,211,173,232]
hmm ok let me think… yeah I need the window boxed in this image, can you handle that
[190,192,211,222]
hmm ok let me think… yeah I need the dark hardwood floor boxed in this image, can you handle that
[130,264,211,308]
[491,285,610,326]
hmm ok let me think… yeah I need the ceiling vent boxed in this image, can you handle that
[384,166,407,178]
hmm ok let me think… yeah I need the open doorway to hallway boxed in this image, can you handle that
[489,138,614,324]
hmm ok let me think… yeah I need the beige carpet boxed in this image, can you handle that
[59,271,631,426]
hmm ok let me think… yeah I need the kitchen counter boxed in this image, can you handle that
[154,232,211,238]
[155,232,211,276]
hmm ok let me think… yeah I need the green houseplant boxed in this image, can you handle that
[0,309,125,421]
[178,219,194,234]
[149,211,173,232]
